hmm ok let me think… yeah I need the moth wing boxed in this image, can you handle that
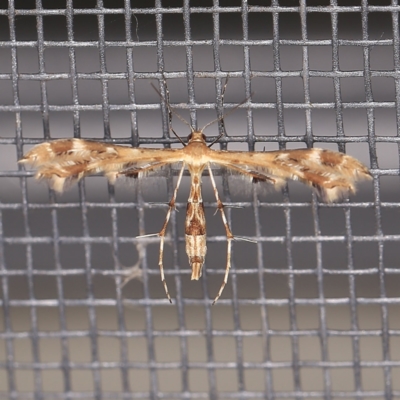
[20,139,183,193]
[208,147,371,202]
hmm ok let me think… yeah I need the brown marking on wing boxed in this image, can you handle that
[20,139,184,192]
[207,147,371,202]
[319,149,344,167]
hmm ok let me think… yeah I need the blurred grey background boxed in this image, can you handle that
[0,0,399,399]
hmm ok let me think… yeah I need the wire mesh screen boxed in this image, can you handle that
[0,0,399,399]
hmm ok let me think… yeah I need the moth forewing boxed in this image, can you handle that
[19,138,185,193]
[208,147,372,203]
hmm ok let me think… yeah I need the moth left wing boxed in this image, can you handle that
[207,147,371,202]
[20,139,183,193]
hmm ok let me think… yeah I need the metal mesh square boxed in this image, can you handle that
[0,1,399,399]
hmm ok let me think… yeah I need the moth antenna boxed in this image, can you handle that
[204,96,252,147]
[151,82,193,147]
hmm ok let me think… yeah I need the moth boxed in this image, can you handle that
[19,86,372,304]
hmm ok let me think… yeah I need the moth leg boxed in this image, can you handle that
[207,164,234,305]
[157,163,186,303]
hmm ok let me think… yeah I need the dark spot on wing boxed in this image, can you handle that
[253,177,267,183]
[250,171,275,184]
[122,171,139,178]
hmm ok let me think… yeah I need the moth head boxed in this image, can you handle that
[187,131,207,143]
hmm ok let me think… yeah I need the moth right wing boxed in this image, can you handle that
[19,139,184,193]
[207,147,372,202]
